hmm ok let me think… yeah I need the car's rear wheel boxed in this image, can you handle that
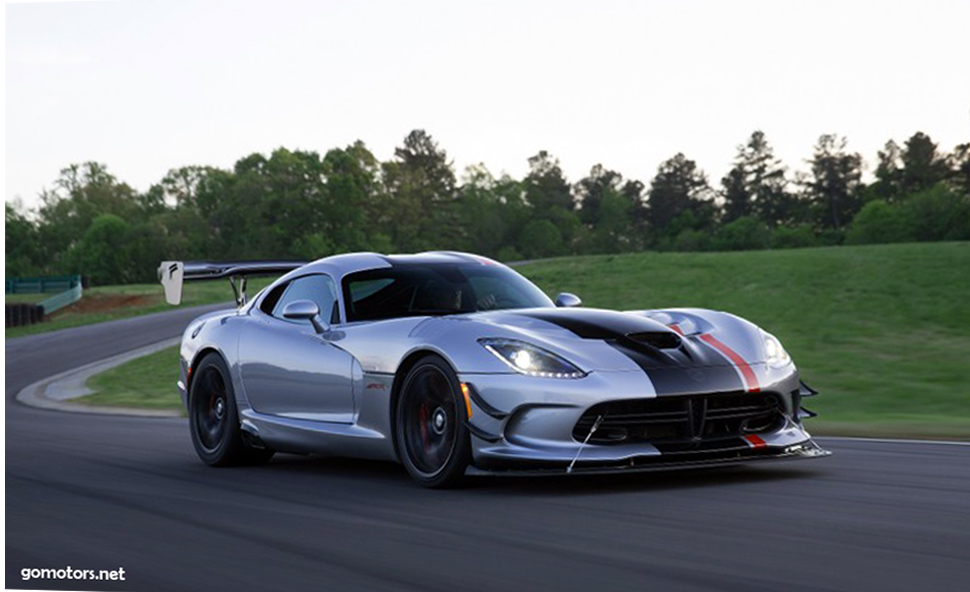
[395,355,471,488]
[188,352,274,467]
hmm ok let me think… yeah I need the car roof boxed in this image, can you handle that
[299,251,500,277]
[261,250,500,292]
[248,251,508,315]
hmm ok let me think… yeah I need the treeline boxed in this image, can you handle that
[5,129,970,285]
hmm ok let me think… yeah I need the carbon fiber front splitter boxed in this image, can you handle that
[467,438,830,476]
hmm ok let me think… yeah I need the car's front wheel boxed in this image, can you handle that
[188,352,274,467]
[395,355,471,488]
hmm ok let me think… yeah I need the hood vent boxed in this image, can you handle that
[625,331,682,350]
[511,308,674,340]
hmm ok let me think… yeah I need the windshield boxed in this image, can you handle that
[342,264,554,322]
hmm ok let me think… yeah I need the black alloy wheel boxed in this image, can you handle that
[188,352,274,467]
[395,355,471,488]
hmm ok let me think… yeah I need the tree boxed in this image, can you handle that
[720,165,750,224]
[720,131,802,227]
[646,153,714,239]
[741,131,797,226]
[874,139,904,199]
[951,143,970,197]
[846,185,970,244]
[222,148,329,258]
[160,166,223,210]
[518,219,563,259]
[845,200,913,244]
[903,184,970,241]
[5,201,40,276]
[576,164,623,225]
[900,132,949,194]
[621,179,649,249]
[184,166,238,258]
[714,216,772,251]
[524,151,574,214]
[456,165,528,258]
[804,134,864,230]
[319,141,388,254]
[381,130,459,251]
[574,165,638,253]
[34,162,144,274]
[72,214,132,285]
[521,151,580,254]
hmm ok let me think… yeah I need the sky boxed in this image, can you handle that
[5,0,970,209]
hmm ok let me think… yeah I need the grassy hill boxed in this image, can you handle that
[521,242,970,437]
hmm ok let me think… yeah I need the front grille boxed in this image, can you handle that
[572,392,783,448]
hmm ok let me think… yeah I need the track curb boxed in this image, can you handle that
[15,337,183,418]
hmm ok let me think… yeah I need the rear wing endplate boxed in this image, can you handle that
[158,261,306,307]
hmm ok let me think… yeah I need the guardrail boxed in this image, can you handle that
[5,275,84,328]
[6,275,81,294]
[38,283,84,315]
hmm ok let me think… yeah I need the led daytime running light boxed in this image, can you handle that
[480,339,586,379]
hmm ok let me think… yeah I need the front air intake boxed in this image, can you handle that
[572,392,783,448]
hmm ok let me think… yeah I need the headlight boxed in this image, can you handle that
[479,338,586,378]
[762,331,791,368]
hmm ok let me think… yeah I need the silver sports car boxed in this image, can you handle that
[159,252,829,487]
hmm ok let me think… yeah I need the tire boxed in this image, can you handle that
[395,355,472,488]
[188,352,275,467]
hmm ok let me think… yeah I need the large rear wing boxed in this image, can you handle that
[158,260,307,307]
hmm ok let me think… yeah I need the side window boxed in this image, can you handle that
[259,282,289,315]
[272,275,340,324]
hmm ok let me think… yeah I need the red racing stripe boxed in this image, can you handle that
[667,323,684,336]
[744,434,767,449]
[699,333,761,392]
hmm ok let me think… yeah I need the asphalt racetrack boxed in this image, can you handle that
[6,306,970,591]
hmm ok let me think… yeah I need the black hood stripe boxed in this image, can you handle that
[514,308,673,340]
[609,339,746,396]
[511,309,753,396]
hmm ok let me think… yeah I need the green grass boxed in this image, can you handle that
[83,346,184,411]
[5,293,52,304]
[5,277,274,339]
[75,242,970,438]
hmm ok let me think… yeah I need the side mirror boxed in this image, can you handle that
[282,300,329,334]
[555,292,582,308]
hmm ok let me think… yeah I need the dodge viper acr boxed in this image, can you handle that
[158,251,829,487]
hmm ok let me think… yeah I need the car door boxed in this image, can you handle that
[237,273,355,423]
